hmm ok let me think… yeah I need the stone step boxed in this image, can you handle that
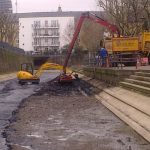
[130,75,150,82]
[103,87,150,116]
[95,92,150,143]
[135,72,150,77]
[137,70,150,73]
[125,78,150,88]
[120,82,150,96]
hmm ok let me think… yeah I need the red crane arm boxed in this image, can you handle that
[87,12,120,35]
[63,12,120,73]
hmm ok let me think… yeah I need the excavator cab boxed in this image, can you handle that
[17,63,40,85]
[21,63,34,75]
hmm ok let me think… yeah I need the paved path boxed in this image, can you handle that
[0,73,16,83]
[0,71,59,150]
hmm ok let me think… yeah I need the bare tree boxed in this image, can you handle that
[0,13,18,46]
[141,0,150,30]
[79,19,104,52]
[63,20,75,43]
[63,17,104,53]
[97,0,149,36]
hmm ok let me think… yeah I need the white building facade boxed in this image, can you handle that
[19,16,74,53]
[18,10,102,53]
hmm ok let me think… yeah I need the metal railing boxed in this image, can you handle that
[108,53,140,69]
[87,52,143,69]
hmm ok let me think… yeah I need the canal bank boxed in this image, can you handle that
[80,66,150,142]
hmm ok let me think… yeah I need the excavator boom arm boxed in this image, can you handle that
[63,12,120,73]
[34,63,64,78]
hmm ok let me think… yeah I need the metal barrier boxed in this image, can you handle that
[108,53,140,69]
[91,53,142,69]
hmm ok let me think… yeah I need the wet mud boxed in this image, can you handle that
[4,79,150,150]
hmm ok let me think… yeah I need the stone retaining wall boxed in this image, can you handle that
[79,75,150,143]
[83,67,135,85]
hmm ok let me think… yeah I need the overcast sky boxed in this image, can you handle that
[11,0,100,13]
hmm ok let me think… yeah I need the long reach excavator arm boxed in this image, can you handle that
[61,12,120,82]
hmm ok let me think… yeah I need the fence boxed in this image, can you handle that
[32,52,95,67]
[31,51,147,69]
[86,52,145,69]
[108,53,140,69]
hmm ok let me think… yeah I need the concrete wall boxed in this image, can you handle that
[83,67,135,85]
[0,48,32,74]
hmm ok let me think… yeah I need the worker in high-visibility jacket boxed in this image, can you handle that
[99,47,108,67]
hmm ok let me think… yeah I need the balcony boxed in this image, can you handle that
[33,42,60,47]
[32,33,60,38]
[32,24,60,29]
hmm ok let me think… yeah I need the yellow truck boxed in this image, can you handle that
[105,32,150,54]
[104,32,150,64]
[140,32,150,52]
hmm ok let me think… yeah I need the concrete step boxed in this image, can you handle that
[80,76,92,81]
[130,75,150,82]
[81,76,150,142]
[135,72,150,77]
[95,92,150,142]
[120,82,150,96]
[125,78,150,88]
[103,87,150,116]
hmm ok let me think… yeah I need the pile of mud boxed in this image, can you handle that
[35,79,99,97]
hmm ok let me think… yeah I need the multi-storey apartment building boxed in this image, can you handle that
[0,0,12,13]
[32,19,60,52]
[19,14,75,53]
[19,15,74,53]
[18,9,102,53]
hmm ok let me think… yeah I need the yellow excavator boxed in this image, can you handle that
[17,62,72,85]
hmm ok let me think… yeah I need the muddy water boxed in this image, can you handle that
[5,80,150,150]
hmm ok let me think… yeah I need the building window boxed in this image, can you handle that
[54,29,59,36]
[45,47,48,51]
[45,38,48,43]
[51,20,58,27]
[34,21,41,27]
[38,30,41,36]
[37,39,41,45]
[34,31,38,36]
[45,20,48,27]
[45,29,48,35]
[51,38,59,45]
[34,39,37,45]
